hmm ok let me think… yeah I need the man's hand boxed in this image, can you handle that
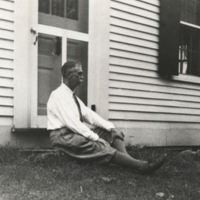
[97,138,109,146]
[111,128,122,134]
[111,128,124,137]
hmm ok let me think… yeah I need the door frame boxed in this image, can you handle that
[14,0,110,129]
[34,25,89,128]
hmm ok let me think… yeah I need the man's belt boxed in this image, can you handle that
[50,127,69,133]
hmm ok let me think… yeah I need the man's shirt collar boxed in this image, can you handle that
[60,83,73,95]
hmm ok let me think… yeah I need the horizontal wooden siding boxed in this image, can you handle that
[0,0,14,125]
[109,0,200,145]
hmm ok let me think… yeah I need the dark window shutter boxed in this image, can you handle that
[159,0,181,76]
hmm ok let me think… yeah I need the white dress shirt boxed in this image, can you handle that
[47,83,115,141]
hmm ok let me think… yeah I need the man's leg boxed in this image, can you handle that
[51,128,167,175]
[111,151,167,175]
[92,127,128,154]
[111,138,128,155]
[111,151,147,170]
[92,127,167,174]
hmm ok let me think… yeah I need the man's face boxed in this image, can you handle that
[68,64,84,89]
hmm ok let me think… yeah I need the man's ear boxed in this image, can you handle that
[65,72,71,77]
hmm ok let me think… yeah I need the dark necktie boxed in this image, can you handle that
[73,93,83,122]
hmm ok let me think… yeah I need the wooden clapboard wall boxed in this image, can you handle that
[0,0,14,126]
[109,0,200,146]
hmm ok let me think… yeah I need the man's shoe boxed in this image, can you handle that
[141,154,167,175]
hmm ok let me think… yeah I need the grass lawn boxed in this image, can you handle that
[0,146,200,200]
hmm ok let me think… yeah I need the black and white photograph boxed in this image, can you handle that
[0,0,200,199]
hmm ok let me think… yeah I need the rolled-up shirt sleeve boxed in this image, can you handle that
[48,93,99,141]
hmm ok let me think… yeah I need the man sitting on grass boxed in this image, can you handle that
[47,61,167,175]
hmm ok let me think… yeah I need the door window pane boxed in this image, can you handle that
[67,39,88,104]
[39,0,88,33]
[38,34,62,115]
[52,0,64,17]
[39,0,50,14]
[66,0,78,20]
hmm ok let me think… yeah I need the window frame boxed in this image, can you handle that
[159,0,200,83]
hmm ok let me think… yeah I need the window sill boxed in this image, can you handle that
[172,74,200,84]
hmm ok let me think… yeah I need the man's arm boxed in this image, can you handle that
[80,100,115,131]
[81,103,124,138]
[49,96,99,141]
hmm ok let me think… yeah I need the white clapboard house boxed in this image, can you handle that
[0,0,200,148]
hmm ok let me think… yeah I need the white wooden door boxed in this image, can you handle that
[38,34,62,115]
[35,26,89,128]
[37,35,88,116]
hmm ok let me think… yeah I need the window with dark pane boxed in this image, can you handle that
[66,0,78,20]
[52,0,64,17]
[179,25,200,76]
[39,0,50,14]
[179,0,200,77]
[159,0,200,77]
